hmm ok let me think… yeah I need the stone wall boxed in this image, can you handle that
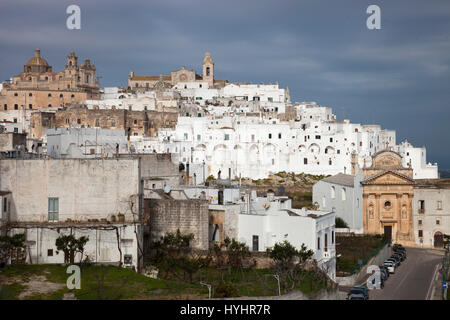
[52,105,178,137]
[146,198,209,250]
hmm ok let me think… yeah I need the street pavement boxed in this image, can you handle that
[360,247,443,300]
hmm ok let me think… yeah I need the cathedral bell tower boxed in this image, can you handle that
[202,51,214,87]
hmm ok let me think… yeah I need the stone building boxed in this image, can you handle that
[413,178,450,248]
[30,105,178,139]
[144,190,209,251]
[361,150,415,245]
[0,49,100,111]
[128,51,227,90]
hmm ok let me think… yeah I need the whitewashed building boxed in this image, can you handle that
[47,127,128,158]
[130,100,436,181]
[0,158,143,269]
[182,185,336,280]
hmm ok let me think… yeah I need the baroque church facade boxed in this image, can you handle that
[361,150,415,245]
[0,49,100,111]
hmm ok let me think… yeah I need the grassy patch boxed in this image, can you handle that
[0,264,207,300]
[0,264,330,299]
[335,235,385,275]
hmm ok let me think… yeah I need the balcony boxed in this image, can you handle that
[418,208,425,214]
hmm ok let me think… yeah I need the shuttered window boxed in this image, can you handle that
[48,198,59,221]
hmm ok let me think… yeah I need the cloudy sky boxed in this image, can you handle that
[1,0,449,168]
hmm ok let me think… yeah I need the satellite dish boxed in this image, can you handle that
[164,186,171,194]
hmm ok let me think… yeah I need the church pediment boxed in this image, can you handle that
[362,170,414,185]
[371,150,403,168]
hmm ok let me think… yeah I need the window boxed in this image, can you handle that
[14,104,18,110]
[384,201,391,208]
[268,97,273,102]
[66,118,69,124]
[14,93,18,97]
[60,94,63,98]
[436,220,440,225]
[315,135,321,139]
[48,198,59,221]
[419,200,425,213]
[111,120,115,127]
[3,104,6,110]
[77,118,81,124]
[418,230,423,238]
[418,220,422,225]
[252,235,259,251]
[134,119,137,125]
[48,93,52,97]
[329,158,332,165]
[13,118,17,123]
[341,188,346,201]
[224,134,229,141]
[272,159,275,165]
[268,133,272,139]
[317,236,321,250]
[47,249,53,257]
[129,106,132,111]
[251,134,255,142]
[184,133,188,140]
[95,119,99,127]
[13,128,18,133]
[304,158,308,165]
[29,104,32,109]
[437,201,442,210]
[337,150,340,154]
[324,233,328,252]
[331,186,335,199]
[278,133,282,139]
[197,134,201,141]
[332,231,335,244]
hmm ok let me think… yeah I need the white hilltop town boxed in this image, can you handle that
[1,49,448,295]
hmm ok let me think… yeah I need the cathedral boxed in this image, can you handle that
[0,49,100,111]
[128,51,227,91]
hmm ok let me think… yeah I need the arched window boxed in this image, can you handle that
[206,67,210,76]
[341,188,346,201]
[331,186,335,199]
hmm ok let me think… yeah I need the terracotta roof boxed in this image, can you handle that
[131,75,171,81]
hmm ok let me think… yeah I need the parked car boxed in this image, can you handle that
[347,286,369,300]
[393,252,405,261]
[388,256,400,267]
[369,275,384,288]
[348,293,367,300]
[394,250,406,260]
[393,244,406,253]
[383,261,395,273]
[379,265,390,278]
[378,268,388,280]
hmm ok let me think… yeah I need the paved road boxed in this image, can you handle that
[367,247,443,300]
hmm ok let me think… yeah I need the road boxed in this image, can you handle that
[366,247,443,300]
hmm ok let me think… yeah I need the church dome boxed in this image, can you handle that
[26,49,49,66]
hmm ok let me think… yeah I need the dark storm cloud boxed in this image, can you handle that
[0,0,449,167]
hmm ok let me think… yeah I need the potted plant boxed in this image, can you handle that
[117,212,125,222]
[111,214,116,223]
